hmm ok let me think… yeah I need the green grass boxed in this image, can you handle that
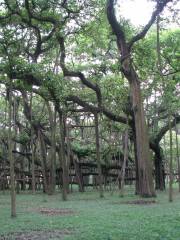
[0,187,180,240]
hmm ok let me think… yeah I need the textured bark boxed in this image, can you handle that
[129,72,155,197]
[107,0,158,197]
[150,114,180,190]
[7,88,16,217]
[175,117,180,192]
[94,113,104,198]
[30,93,36,194]
[120,129,128,197]
[153,144,165,190]
[132,116,140,194]
[150,141,165,191]
[31,141,36,193]
[134,141,140,195]
[46,102,56,195]
[64,118,70,194]
[168,115,173,202]
[38,130,48,193]
[20,145,26,191]
[58,111,68,201]
[72,154,84,192]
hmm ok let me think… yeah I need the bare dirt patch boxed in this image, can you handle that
[0,201,10,205]
[113,199,157,205]
[77,198,96,201]
[36,208,75,216]
[0,229,72,240]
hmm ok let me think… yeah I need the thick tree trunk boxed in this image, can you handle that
[107,0,156,197]
[132,122,140,195]
[129,74,155,197]
[154,144,165,190]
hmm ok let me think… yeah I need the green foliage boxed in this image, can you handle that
[43,73,68,102]
[71,142,95,158]
[161,29,180,71]
[0,0,179,192]
[17,131,30,144]
[100,74,129,112]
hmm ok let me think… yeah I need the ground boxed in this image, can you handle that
[0,186,180,240]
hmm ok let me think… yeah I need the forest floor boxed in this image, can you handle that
[0,186,180,240]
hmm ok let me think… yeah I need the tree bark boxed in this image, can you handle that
[175,116,180,192]
[58,111,68,201]
[7,87,16,217]
[129,75,155,197]
[154,144,165,190]
[30,93,36,194]
[120,128,128,197]
[107,0,155,197]
[20,144,26,191]
[38,130,48,193]
[94,113,104,198]
[168,114,173,202]
[46,101,56,195]
[73,155,84,192]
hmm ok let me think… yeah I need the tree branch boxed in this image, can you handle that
[129,0,172,49]
[106,0,126,41]
[153,114,180,144]
[58,36,102,106]
[66,95,128,124]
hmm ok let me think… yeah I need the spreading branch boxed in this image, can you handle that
[152,114,180,144]
[129,0,172,49]
[58,36,102,106]
[106,0,127,54]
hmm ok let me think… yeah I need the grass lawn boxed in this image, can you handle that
[0,187,180,240]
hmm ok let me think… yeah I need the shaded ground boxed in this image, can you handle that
[37,208,75,216]
[0,229,72,240]
[1,187,180,240]
[122,199,157,205]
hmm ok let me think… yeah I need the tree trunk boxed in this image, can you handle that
[7,87,16,217]
[30,93,36,194]
[64,118,70,193]
[38,130,48,193]
[154,144,165,190]
[46,101,56,195]
[175,116,180,192]
[106,0,155,197]
[66,125,84,192]
[120,128,128,197]
[94,113,104,198]
[31,141,36,193]
[58,111,68,201]
[73,155,84,192]
[129,74,155,197]
[132,122,140,195]
[168,114,173,202]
